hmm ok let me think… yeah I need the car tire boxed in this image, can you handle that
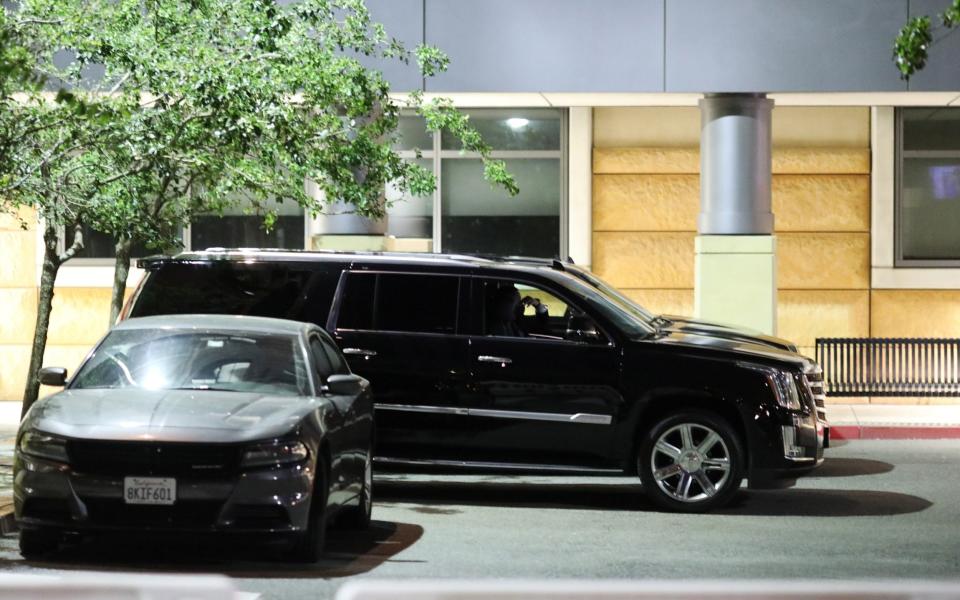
[339,449,372,530]
[637,410,745,512]
[288,461,329,563]
[19,527,61,559]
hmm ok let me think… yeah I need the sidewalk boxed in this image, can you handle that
[0,401,959,535]
[827,404,960,440]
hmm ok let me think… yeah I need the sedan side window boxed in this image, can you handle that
[309,338,333,382]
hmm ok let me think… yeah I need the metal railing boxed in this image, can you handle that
[815,338,960,397]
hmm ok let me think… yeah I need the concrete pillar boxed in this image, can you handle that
[694,94,777,334]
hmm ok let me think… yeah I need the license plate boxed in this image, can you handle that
[123,476,176,505]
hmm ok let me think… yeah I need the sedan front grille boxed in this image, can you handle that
[82,498,223,528]
[66,441,243,477]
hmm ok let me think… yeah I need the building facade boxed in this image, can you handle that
[3,0,960,405]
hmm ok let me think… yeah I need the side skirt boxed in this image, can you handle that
[373,456,624,475]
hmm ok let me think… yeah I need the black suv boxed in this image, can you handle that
[125,249,828,512]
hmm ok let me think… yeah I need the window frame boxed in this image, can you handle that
[894,107,960,267]
[395,107,569,258]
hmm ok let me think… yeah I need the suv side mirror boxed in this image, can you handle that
[39,367,68,387]
[325,374,367,396]
[565,315,604,344]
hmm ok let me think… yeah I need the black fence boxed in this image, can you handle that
[815,338,960,397]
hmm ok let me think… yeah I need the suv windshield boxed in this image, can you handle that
[71,329,310,397]
[562,267,660,332]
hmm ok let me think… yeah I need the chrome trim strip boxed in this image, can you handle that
[477,355,512,365]
[374,456,622,474]
[374,403,612,425]
[374,403,467,416]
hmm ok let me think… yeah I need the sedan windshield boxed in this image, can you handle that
[70,329,310,397]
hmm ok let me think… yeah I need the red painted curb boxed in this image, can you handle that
[831,425,960,440]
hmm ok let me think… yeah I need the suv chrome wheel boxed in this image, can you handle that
[638,410,744,512]
[651,423,731,503]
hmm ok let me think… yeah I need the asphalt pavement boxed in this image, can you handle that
[0,440,957,600]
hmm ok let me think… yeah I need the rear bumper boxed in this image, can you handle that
[14,453,315,534]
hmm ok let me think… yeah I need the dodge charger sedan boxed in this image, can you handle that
[14,315,373,562]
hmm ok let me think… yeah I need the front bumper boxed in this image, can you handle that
[749,409,827,489]
[14,454,315,534]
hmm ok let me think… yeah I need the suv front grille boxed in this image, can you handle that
[67,441,243,477]
[803,365,827,422]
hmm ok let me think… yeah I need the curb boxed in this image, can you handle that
[832,425,960,440]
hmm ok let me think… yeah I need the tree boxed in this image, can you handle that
[11,0,517,416]
[27,0,519,327]
[893,0,960,78]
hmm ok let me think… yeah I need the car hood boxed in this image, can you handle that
[645,329,814,370]
[24,388,323,443]
[661,314,798,352]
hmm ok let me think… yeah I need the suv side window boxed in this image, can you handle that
[336,273,376,330]
[334,272,460,335]
[479,278,608,345]
[130,262,342,324]
[376,274,459,334]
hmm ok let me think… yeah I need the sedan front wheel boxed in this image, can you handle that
[638,410,744,512]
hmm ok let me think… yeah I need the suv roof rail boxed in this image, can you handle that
[136,249,577,270]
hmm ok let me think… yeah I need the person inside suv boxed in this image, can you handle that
[488,284,549,337]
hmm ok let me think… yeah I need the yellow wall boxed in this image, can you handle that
[0,211,118,401]
[593,106,876,402]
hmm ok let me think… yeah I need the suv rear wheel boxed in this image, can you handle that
[638,410,744,512]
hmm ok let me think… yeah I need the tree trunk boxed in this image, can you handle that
[21,224,62,418]
[108,237,133,326]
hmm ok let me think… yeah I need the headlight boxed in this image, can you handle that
[240,440,309,468]
[772,371,803,411]
[19,430,69,463]
[740,363,803,411]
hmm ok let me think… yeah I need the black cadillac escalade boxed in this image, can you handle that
[124,249,828,512]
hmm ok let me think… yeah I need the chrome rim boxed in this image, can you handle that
[650,422,731,503]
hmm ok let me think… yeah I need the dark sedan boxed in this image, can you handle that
[14,314,373,562]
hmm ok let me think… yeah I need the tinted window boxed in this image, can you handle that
[375,274,458,334]
[309,337,333,380]
[320,336,349,374]
[334,272,459,335]
[130,262,342,325]
[336,273,376,330]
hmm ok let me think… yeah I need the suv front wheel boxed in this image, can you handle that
[638,410,744,512]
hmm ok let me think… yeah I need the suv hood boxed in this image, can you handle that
[24,389,322,444]
[661,314,798,353]
[646,329,814,370]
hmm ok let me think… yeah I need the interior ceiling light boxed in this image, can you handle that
[506,117,529,129]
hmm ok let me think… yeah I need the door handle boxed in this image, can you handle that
[477,355,512,365]
[343,348,377,357]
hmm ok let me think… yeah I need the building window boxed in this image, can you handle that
[896,108,960,266]
[190,197,305,251]
[393,108,566,258]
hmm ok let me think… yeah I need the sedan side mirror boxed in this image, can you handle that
[39,367,68,387]
[325,374,367,396]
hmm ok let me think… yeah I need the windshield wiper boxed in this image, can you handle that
[167,386,237,392]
